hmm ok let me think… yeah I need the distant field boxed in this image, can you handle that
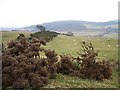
[104,33,118,39]
[1,31,119,88]
[1,31,31,45]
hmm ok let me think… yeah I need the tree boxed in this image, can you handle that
[36,25,45,32]
[67,31,73,36]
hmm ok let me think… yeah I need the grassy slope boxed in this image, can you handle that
[1,31,31,45]
[44,35,119,88]
[1,32,119,88]
[44,35,118,61]
[44,72,118,88]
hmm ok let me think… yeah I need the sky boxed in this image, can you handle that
[0,0,119,27]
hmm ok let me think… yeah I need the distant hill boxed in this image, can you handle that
[0,20,118,34]
[42,20,87,32]
[41,20,118,33]
[0,27,19,31]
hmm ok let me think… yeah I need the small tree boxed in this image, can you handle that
[36,25,45,32]
[67,31,73,36]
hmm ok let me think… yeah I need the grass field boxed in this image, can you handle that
[44,72,118,88]
[43,35,119,88]
[1,31,31,45]
[1,31,119,88]
[44,35,119,61]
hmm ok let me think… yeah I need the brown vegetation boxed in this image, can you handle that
[2,34,113,89]
[56,42,112,80]
[75,42,112,80]
[2,34,58,89]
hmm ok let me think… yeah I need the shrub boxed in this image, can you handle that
[76,42,112,80]
[30,31,59,42]
[2,34,58,89]
[56,42,112,80]
[56,55,78,75]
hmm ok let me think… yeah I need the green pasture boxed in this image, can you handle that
[44,72,118,88]
[44,35,119,61]
[44,35,119,88]
[1,31,31,45]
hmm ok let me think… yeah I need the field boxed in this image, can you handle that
[44,35,119,88]
[44,35,118,61]
[1,31,31,45]
[1,31,119,88]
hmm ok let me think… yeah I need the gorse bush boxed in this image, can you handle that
[2,34,58,89]
[44,49,58,79]
[56,55,79,75]
[56,42,112,80]
[76,42,112,80]
[2,34,113,89]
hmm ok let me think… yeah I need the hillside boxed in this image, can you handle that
[42,20,118,35]
[22,20,118,33]
[42,20,87,32]
[0,20,118,34]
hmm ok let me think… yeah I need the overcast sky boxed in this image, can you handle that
[0,0,119,27]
